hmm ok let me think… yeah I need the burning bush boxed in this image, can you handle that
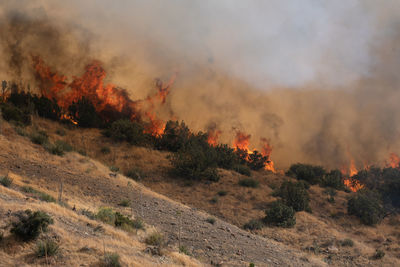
[156,120,191,152]
[247,150,268,171]
[347,190,384,225]
[68,97,102,128]
[276,180,311,212]
[286,163,326,185]
[263,201,296,228]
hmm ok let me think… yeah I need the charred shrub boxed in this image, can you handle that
[156,120,191,152]
[103,119,147,145]
[68,97,102,128]
[1,103,31,126]
[11,210,53,241]
[247,150,267,171]
[286,163,326,185]
[32,96,61,121]
[264,201,296,228]
[347,190,384,225]
[276,181,311,212]
[322,169,345,190]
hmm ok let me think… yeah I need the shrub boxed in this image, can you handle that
[210,196,218,204]
[214,144,239,170]
[322,169,345,190]
[125,167,144,181]
[179,245,191,255]
[0,175,13,187]
[38,192,56,203]
[340,239,354,247]
[45,142,65,156]
[238,178,259,188]
[286,163,326,185]
[347,190,384,225]
[109,166,119,173]
[247,150,268,171]
[145,232,165,247]
[21,186,36,193]
[101,146,111,154]
[156,120,191,152]
[264,201,296,228]
[233,164,251,176]
[30,131,48,145]
[373,249,385,260]
[103,119,147,145]
[96,207,115,225]
[206,217,216,224]
[243,219,263,230]
[55,129,66,136]
[80,209,96,220]
[68,97,102,128]
[54,140,73,152]
[100,253,122,267]
[32,96,61,121]
[1,104,31,126]
[217,190,228,196]
[114,212,144,230]
[11,210,53,241]
[35,238,59,257]
[277,181,311,212]
[118,199,130,207]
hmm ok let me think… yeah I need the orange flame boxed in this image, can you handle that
[341,159,364,192]
[207,129,222,147]
[260,138,276,172]
[233,131,251,151]
[386,152,400,168]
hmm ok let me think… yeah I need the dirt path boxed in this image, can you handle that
[0,143,324,266]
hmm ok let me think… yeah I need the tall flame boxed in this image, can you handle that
[386,152,400,168]
[233,131,251,151]
[207,129,222,147]
[260,138,276,172]
[341,159,364,192]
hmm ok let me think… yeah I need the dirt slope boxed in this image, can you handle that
[0,123,324,266]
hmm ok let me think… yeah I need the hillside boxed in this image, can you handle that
[0,117,329,266]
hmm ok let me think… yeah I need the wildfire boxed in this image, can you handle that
[341,159,364,192]
[207,129,222,147]
[260,138,276,172]
[386,152,400,168]
[233,131,251,151]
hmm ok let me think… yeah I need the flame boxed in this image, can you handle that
[386,152,400,168]
[260,138,276,172]
[233,131,251,151]
[207,129,222,147]
[341,159,364,192]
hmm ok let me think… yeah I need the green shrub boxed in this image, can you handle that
[340,239,354,247]
[100,253,122,267]
[145,232,165,247]
[217,190,228,196]
[243,219,263,230]
[54,140,73,152]
[30,131,48,145]
[0,175,13,187]
[264,201,296,228]
[118,199,130,207]
[156,120,191,152]
[1,104,31,126]
[45,142,65,156]
[21,186,36,193]
[210,196,219,204]
[14,126,27,136]
[38,192,56,203]
[286,163,326,185]
[35,238,59,257]
[80,209,96,220]
[322,169,345,190]
[347,190,384,225]
[206,217,216,224]
[373,249,385,260]
[238,178,259,188]
[214,144,239,170]
[277,181,311,212]
[179,245,191,256]
[247,150,268,171]
[101,146,111,154]
[114,212,144,230]
[11,210,53,241]
[233,164,251,176]
[96,207,115,225]
[109,166,119,173]
[102,119,147,145]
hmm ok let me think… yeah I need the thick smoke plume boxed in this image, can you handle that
[1,0,400,170]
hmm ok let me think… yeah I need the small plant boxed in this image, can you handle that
[206,217,216,224]
[340,239,354,247]
[45,142,65,156]
[264,201,296,228]
[11,210,53,241]
[243,219,263,230]
[179,245,191,255]
[35,238,59,257]
[54,140,73,152]
[373,249,385,260]
[125,167,144,181]
[233,164,251,176]
[38,192,56,203]
[96,207,115,225]
[210,196,218,204]
[118,199,130,207]
[145,232,165,247]
[249,263,255,267]
[114,212,144,230]
[217,190,228,196]
[238,178,259,188]
[0,175,13,187]
[0,231,3,242]
[109,166,119,173]
[101,146,111,154]
[30,130,48,145]
[100,253,122,267]
[80,209,96,220]
[14,126,27,136]
[21,185,36,193]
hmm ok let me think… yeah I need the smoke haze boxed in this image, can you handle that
[1,0,400,169]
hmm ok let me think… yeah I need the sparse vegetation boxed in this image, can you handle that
[30,130,49,145]
[264,201,296,228]
[101,146,111,154]
[125,167,144,180]
[238,178,259,188]
[35,238,60,257]
[179,245,191,255]
[145,232,165,247]
[118,199,130,207]
[0,175,13,187]
[11,210,54,241]
[100,253,122,267]
[340,238,354,247]
[243,219,263,230]
[109,166,119,173]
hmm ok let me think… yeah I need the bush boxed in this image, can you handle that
[114,212,144,230]
[340,239,354,247]
[38,192,56,203]
[233,164,251,176]
[322,169,345,190]
[54,140,73,152]
[145,232,165,247]
[125,167,144,181]
[247,150,268,171]
[11,210,54,241]
[206,217,216,224]
[103,119,147,145]
[373,249,385,260]
[214,144,239,170]
[347,190,384,225]
[156,120,191,152]
[217,190,228,196]
[238,178,259,188]
[30,131,48,145]
[264,201,296,228]
[109,166,119,173]
[1,104,31,126]
[32,95,61,121]
[286,163,326,185]
[96,207,115,225]
[277,181,311,212]
[35,238,59,257]
[101,146,111,154]
[68,97,102,128]
[100,253,122,267]
[0,175,13,187]
[118,199,130,207]
[55,129,66,136]
[45,142,65,156]
[243,219,263,230]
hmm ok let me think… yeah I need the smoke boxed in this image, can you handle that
[1,0,400,169]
